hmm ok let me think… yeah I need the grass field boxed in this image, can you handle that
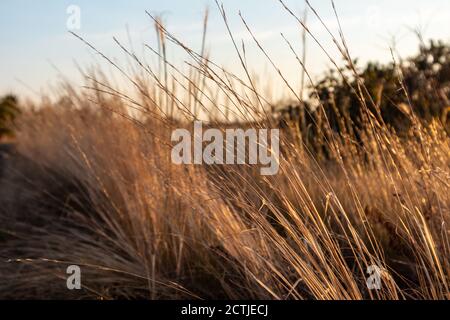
[0,1,448,300]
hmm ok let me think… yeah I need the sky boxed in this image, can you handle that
[1,0,450,101]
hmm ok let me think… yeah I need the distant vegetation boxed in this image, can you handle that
[0,94,20,139]
[314,40,450,131]
[279,40,450,158]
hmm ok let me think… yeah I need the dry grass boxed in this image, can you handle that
[0,1,448,300]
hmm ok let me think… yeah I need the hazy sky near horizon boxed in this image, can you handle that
[1,0,450,100]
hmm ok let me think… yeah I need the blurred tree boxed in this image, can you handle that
[310,40,450,134]
[275,41,450,159]
[0,94,20,138]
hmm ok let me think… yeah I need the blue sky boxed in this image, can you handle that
[1,0,450,100]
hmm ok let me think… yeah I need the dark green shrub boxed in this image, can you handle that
[0,94,20,138]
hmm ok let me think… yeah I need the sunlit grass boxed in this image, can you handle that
[0,1,448,300]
